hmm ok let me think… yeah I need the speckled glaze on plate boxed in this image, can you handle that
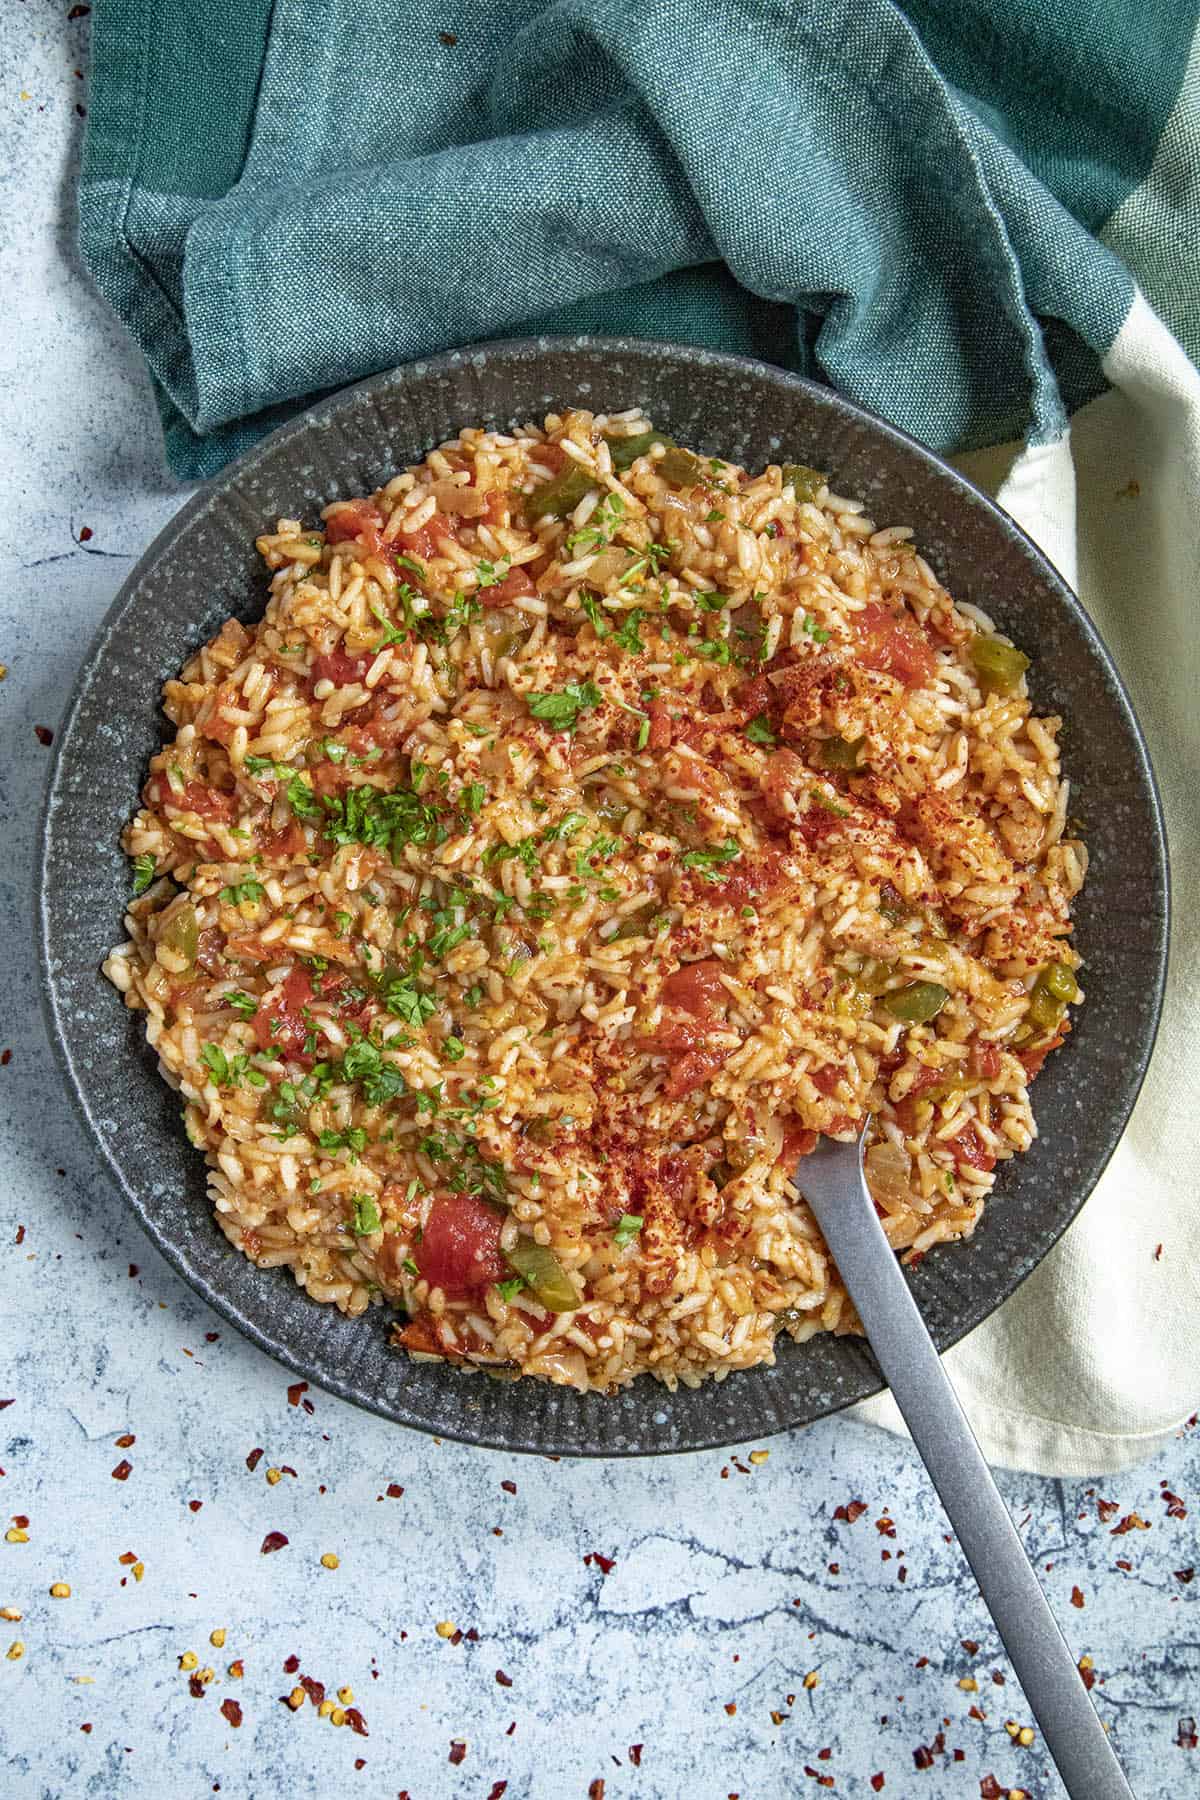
[38,337,1168,1457]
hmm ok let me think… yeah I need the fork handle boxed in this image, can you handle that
[804,1152,1135,1799]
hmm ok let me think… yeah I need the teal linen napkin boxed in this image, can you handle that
[79,0,1198,480]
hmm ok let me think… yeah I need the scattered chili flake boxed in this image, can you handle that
[1070,1586,1084,1608]
[1162,1488,1187,1519]
[355,1760,365,1771]
[961,1639,979,1655]
[80,1723,92,1733]
[495,1669,513,1687]
[1078,1656,1096,1690]
[386,1483,404,1499]
[486,1785,508,1800]
[286,1381,308,1407]
[111,1459,132,1481]
[188,1501,203,1514]
[583,1552,616,1574]
[34,726,54,746]
[979,1780,1004,1800]
[803,1670,819,1690]
[1175,1568,1195,1584]
[828,1563,839,1575]
[260,1531,289,1554]
[115,1433,135,1449]
[448,1740,467,1765]
[14,1226,24,1245]
[1110,1512,1150,1535]
[128,1263,138,1278]
[875,1515,896,1537]
[283,1654,300,1673]
[506,1721,516,1735]
[345,1707,368,1737]
[628,1746,642,1767]
[189,1676,208,1698]
[1096,1498,1118,1522]
[501,1480,517,1495]
[300,1675,325,1706]
[833,1500,867,1523]
[228,1659,244,1679]
[118,1551,137,1565]
[912,1746,935,1770]
[1177,1716,1198,1750]
[1154,1243,1163,1260]
[724,1702,737,1716]
[465,1628,480,1643]
[1115,1558,1132,1572]
[870,1777,885,1793]
[0,1401,12,1412]
[588,1783,604,1800]
[219,1698,242,1728]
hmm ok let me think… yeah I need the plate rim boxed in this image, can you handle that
[36,332,1171,1456]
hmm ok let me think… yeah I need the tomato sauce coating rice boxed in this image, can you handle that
[105,411,1085,1391]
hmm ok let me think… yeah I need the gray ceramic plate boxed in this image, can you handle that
[38,337,1168,1456]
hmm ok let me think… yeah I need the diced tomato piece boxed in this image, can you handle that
[970,1041,1003,1081]
[149,777,236,820]
[951,1121,997,1173]
[310,648,374,690]
[707,853,787,909]
[536,443,567,473]
[810,1063,842,1097]
[262,820,307,859]
[1018,1029,1067,1081]
[395,1314,445,1355]
[482,490,509,528]
[780,1120,818,1162]
[660,959,729,1020]
[761,748,807,822]
[325,500,385,555]
[664,1045,731,1100]
[482,565,536,607]
[395,511,458,561]
[316,971,372,1025]
[851,602,934,688]
[415,1194,509,1296]
[252,965,314,1060]
[646,700,674,750]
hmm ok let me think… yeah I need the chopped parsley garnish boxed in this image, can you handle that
[695,638,734,665]
[802,613,832,644]
[318,1126,368,1154]
[612,1213,644,1248]
[285,773,323,821]
[443,1036,466,1062]
[612,609,645,654]
[475,557,511,591]
[495,1276,526,1302]
[697,591,730,611]
[540,810,588,842]
[220,878,266,905]
[350,1195,382,1236]
[131,853,156,895]
[200,1044,251,1088]
[580,593,611,637]
[226,991,258,1017]
[458,781,487,818]
[381,977,437,1028]
[485,836,540,874]
[526,681,603,732]
[463,984,484,1008]
[745,713,776,746]
[636,716,651,751]
[340,1038,408,1103]
[681,838,742,880]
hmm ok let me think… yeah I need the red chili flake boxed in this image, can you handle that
[724,1701,737,1716]
[118,1550,137,1565]
[115,1433,135,1448]
[1079,1663,1096,1690]
[450,1629,464,1646]
[583,1552,616,1574]
[968,1705,986,1722]
[870,1777,885,1793]
[448,1740,467,1765]
[301,1398,315,1414]
[732,1459,750,1474]
[991,1671,1006,1685]
[501,1480,517,1495]
[1111,1512,1150,1535]
[438,29,457,44]
[495,1669,513,1687]
[188,1500,203,1513]
[245,1448,264,1472]
[898,1565,908,1583]
[833,1500,867,1523]
[588,1783,605,1800]
[299,1675,325,1706]
[817,1748,831,1761]
[875,1515,897,1538]
[219,1698,242,1728]
[111,1459,132,1481]
[35,726,54,746]
[0,1052,9,1069]
[912,1745,935,1770]
[1096,1497,1119,1522]
[979,1780,1004,1800]
[283,1654,300,1674]
[386,1482,404,1499]
[128,1263,139,1278]
[286,1381,308,1407]
[1175,1568,1195,1584]
[189,1676,206,1699]
[1177,1717,1198,1750]
[15,1226,24,1244]
[354,1760,365,1771]
[0,1401,13,1411]
[465,1628,480,1643]
[505,1721,516,1735]
[1070,1586,1085,1608]
[827,1563,839,1575]
[259,1530,289,1554]
[80,1723,92,1733]
[1115,1558,1132,1572]
[279,1466,297,1480]
[68,6,92,19]
[1154,1243,1163,1260]
[628,1746,642,1767]
[345,1707,369,1737]
[961,1639,979,1655]
[914,1657,929,1670]
[205,1332,220,1343]
[487,1786,508,1800]
[1163,1488,1187,1519]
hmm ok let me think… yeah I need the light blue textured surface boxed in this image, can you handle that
[2,8,1198,1797]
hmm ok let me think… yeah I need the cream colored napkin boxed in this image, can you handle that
[854,295,1200,1475]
